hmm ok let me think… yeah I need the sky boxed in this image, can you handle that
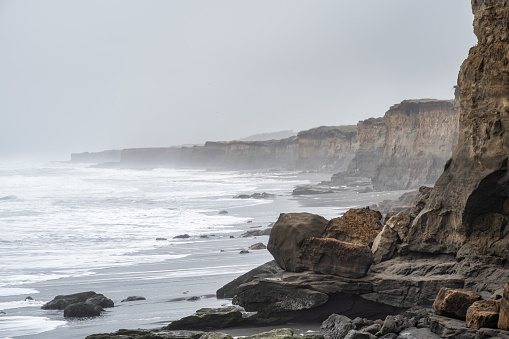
[0,1,477,160]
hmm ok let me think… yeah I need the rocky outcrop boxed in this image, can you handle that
[267,213,329,272]
[299,238,373,279]
[403,0,509,258]
[499,281,509,330]
[322,208,382,246]
[42,291,114,318]
[371,99,458,191]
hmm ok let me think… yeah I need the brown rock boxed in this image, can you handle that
[267,213,329,272]
[322,208,382,246]
[299,237,373,279]
[466,299,500,329]
[432,287,483,320]
[498,281,509,330]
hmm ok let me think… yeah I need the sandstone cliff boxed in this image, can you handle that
[404,0,509,257]
[372,99,458,190]
[118,125,357,172]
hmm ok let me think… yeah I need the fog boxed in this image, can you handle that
[0,0,476,160]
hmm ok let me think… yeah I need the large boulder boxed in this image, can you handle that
[322,208,382,246]
[466,299,500,330]
[267,213,329,272]
[371,212,411,263]
[299,237,373,279]
[432,287,483,320]
[498,281,509,330]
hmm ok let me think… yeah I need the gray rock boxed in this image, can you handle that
[85,295,114,308]
[243,328,293,339]
[343,330,376,339]
[248,243,266,250]
[380,315,416,335]
[121,296,146,302]
[42,291,104,310]
[321,314,355,339]
[174,234,191,239]
[166,307,244,330]
[63,302,103,318]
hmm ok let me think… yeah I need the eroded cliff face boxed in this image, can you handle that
[404,0,509,257]
[372,100,458,191]
[344,118,385,178]
[296,126,357,172]
[119,126,357,171]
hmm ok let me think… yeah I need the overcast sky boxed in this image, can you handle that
[0,1,476,160]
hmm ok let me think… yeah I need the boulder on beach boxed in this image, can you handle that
[322,207,383,246]
[248,243,266,250]
[466,299,500,329]
[432,287,483,320]
[41,291,113,310]
[267,213,329,272]
[63,302,103,318]
[299,237,373,279]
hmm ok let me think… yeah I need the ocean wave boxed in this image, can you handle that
[0,287,39,297]
[0,316,66,337]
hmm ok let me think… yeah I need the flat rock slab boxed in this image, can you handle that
[300,237,373,279]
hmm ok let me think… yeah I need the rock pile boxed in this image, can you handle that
[41,291,114,318]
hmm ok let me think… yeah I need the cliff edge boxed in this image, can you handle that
[404,0,509,257]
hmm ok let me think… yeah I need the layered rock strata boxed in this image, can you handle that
[403,0,509,257]
[371,99,458,191]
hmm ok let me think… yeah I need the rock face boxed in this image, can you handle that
[403,0,509,257]
[299,237,373,279]
[322,208,382,246]
[372,99,458,191]
[267,213,329,272]
[432,287,483,320]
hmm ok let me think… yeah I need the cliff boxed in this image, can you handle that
[371,99,458,190]
[403,0,509,257]
[118,125,357,172]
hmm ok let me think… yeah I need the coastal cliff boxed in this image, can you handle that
[404,0,509,257]
[119,126,357,172]
[371,99,458,191]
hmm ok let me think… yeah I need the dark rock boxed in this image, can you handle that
[25,296,33,301]
[320,314,355,339]
[267,213,329,272]
[432,287,482,320]
[499,280,509,330]
[490,288,504,300]
[216,261,283,299]
[86,329,205,339]
[299,237,373,279]
[240,230,265,237]
[239,250,249,254]
[466,299,500,329]
[200,235,209,238]
[233,278,329,314]
[322,208,383,246]
[121,296,146,302]
[63,302,103,318]
[229,236,235,239]
[156,237,167,241]
[42,291,101,310]
[248,243,266,250]
[360,324,380,334]
[86,295,114,308]
[166,307,244,330]
[174,234,191,239]
[218,210,228,215]
[187,296,200,301]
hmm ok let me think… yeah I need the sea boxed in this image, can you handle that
[0,161,408,339]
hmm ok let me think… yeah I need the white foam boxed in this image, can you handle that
[0,300,45,311]
[0,287,39,297]
[0,316,66,337]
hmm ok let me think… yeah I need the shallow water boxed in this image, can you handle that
[0,162,408,338]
